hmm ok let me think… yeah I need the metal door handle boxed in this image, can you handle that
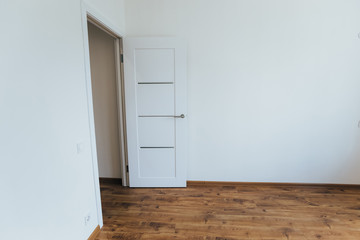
[174,114,185,118]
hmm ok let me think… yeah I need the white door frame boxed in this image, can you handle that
[80,1,127,228]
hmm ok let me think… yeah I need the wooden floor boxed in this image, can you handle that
[96,182,360,239]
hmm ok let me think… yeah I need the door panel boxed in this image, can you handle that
[135,48,175,83]
[124,37,187,187]
[139,148,175,178]
[137,84,174,116]
[138,117,175,147]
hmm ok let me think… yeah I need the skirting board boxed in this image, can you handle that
[187,181,360,188]
[99,177,122,185]
[88,225,101,240]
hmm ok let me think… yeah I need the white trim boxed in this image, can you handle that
[124,37,188,187]
[82,2,125,37]
[80,1,125,228]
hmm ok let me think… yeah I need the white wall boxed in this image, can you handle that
[85,0,126,33]
[0,0,125,239]
[124,0,360,184]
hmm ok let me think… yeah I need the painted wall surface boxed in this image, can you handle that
[85,0,126,33]
[88,23,122,178]
[0,0,125,239]
[124,0,360,183]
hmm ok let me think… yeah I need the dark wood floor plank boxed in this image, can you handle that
[96,183,360,239]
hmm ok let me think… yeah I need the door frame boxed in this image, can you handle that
[81,1,128,228]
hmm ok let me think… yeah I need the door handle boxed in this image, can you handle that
[174,114,185,118]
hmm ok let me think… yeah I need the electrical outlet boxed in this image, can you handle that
[84,211,91,226]
[77,142,85,154]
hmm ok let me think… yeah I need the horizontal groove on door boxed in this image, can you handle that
[140,147,174,149]
[138,115,175,118]
[137,82,174,84]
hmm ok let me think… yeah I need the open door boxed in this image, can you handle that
[124,38,187,187]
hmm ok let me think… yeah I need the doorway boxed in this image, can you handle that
[87,17,128,186]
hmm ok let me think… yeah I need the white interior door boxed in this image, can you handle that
[124,38,187,187]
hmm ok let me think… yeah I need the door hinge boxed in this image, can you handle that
[120,54,124,63]
[126,165,129,173]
